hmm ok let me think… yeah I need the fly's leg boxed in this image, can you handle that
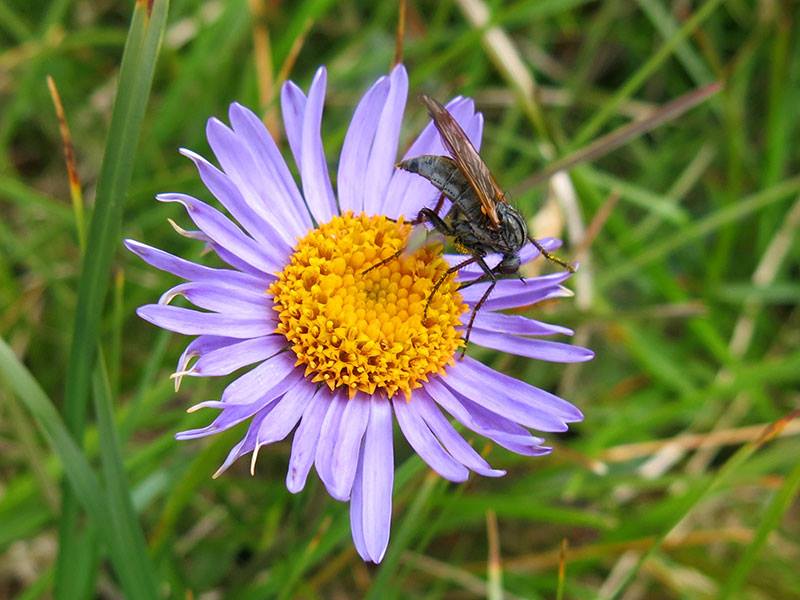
[362,199,449,275]
[423,255,476,319]
[529,235,575,273]
[456,255,496,358]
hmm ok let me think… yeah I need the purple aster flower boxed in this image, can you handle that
[127,65,593,563]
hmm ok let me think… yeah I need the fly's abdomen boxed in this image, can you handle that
[398,155,471,209]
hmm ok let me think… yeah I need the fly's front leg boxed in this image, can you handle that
[424,255,477,319]
[458,255,496,358]
[362,203,452,275]
[410,193,446,225]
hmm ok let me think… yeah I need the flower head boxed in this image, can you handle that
[128,65,593,563]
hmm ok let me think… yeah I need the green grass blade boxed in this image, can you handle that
[92,352,160,596]
[570,0,723,149]
[598,176,800,288]
[0,338,160,598]
[720,455,800,598]
[57,0,168,595]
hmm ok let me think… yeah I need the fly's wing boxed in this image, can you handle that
[420,94,505,229]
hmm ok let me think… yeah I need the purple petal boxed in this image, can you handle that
[442,364,569,432]
[203,119,299,247]
[455,356,583,422]
[314,391,348,498]
[361,396,394,563]
[287,389,333,493]
[365,65,407,214]
[459,271,570,303]
[280,80,306,172]
[175,335,239,375]
[254,382,318,447]
[328,395,370,501]
[422,381,544,448]
[189,335,286,376]
[175,371,300,441]
[448,390,553,456]
[338,75,390,213]
[349,447,370,561]
[124,239,266,292]
[228,102,312,235]
[393,396,469,482]
[470,311,573,337]
[159,280,270,315]
[299,67,338,224]
[157,193,282,274]
[220,352,300,404]
[137,304,273,338]
[180,145,295,251]
[469,330,594,363]
[414,393,505,477]
[212,402,277,476]
[461,278,574,313]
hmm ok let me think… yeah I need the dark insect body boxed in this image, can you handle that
[366,94,573,355]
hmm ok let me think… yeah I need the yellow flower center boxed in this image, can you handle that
[269,212,467,400]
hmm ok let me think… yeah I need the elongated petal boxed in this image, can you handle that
[361,396,394,562]
[470,311,573,337]
[124,239,265,292]
[338,75,390,213]
[422,381,543,448]
[254,383,318,446]
[459,356,583,422]
[300,67,338,224]
[470,330,594,363]
[365,65,407,214]
[328,395,370,500]
[220,352,300,404]
[159,280,269,315]
[349,447,370,561]
[280,80,306,172]
[414,393,505,477]
[287,390,333,493]
[228,102,312,234]
[137,304,273,338]
[204,119,299,247]
[175,372,299,441]
[315,391,348,498]
[157,193,282,273]
[213,402,277,476]
[463,282,574,313]
[456,393,554,456]
[442,366,569,432]
[181,144,295,251]
[458,271,571,305]
[393,396,469,482]
[175,335,239,375]
[189,335,286,376]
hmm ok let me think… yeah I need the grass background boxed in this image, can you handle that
[1,0,799,598]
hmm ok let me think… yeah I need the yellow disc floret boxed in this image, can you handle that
[269,212,467,400]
